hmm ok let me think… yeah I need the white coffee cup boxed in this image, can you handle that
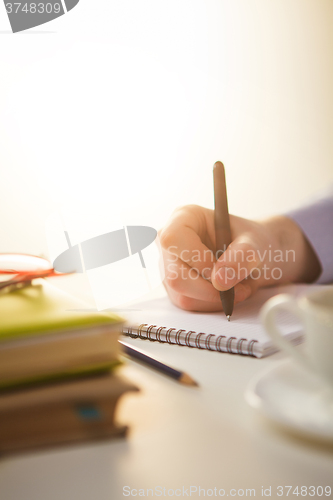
[260,288,333,389]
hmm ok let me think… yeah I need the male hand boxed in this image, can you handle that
[159,205,321,311]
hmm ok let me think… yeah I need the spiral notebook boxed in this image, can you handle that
[121,285,318,358]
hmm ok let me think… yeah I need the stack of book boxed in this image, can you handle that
[0,281,138,454]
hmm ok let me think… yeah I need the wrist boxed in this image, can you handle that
[262,216,321,283]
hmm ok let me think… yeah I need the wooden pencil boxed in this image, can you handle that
[119,341,198,386]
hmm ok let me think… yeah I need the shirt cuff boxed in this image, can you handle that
[285,196,333,284]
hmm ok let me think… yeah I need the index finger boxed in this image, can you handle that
[159,206,216,278]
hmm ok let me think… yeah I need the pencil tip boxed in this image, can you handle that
[227,315,231,322]
[179,373,199,387]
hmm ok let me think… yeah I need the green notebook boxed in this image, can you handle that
[0,279,124,341]
[0,280,124,390]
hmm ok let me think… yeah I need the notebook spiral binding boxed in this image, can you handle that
[123,324,258,357]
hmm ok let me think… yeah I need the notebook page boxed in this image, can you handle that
[122,284,317,357]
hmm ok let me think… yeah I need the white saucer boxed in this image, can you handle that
[245,360,333,442]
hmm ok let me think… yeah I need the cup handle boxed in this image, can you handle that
[260,294,310,369]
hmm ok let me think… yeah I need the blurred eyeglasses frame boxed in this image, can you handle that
[0,253,70,294]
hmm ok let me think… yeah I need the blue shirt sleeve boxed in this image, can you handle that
[286,192,333,284]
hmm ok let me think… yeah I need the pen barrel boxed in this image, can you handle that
[213,161,234,318]
[121,342,182,380]
[219,288,235,316]
[213,162,232,257]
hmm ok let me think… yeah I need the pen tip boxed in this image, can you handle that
[227,315,231,322]
[179,373,199,386]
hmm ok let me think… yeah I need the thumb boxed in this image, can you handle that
[211,237,261,291]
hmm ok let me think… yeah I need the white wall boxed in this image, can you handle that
[0,0,332,257]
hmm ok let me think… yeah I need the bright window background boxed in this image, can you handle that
[0,0,332,257]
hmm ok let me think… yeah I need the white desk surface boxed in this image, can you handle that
[0,289,332,499]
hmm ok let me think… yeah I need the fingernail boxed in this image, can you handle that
[234,284,247,302]
[234,287,245,302]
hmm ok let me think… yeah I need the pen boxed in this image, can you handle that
[119,340,198,386]
[213,161,235,321]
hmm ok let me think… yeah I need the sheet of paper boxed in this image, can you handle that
[122,284,322,356]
